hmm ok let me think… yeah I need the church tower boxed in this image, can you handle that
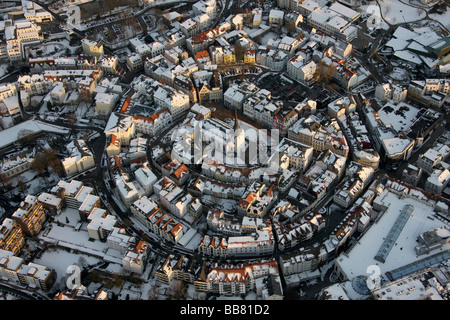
[234,110,245,165]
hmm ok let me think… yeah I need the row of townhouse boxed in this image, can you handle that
[257,47,289,71]
[197,225,275,258]
[223,79,261,110]
[288,112,349,158]
[186,22,231,54]
[274,211,326,251]
[153,84,190,119]
[294,149,346,203]
[201,259,280,297]
[155,253,282,298]
[206,209,270,237]
[267,34,306,59]
[375,82,408,103]
[17,74,54,96]
[280,244,329,283]
[0,152,34,181]
[131,195,184,243]
[147,28,187,52]
[188,175,247,201]
[328,201,373,253]
[408,79,449,109]
[160,158,191,187]
[337,109,381,169]
[179,0,218,38]
[333,161,375,209]
[144,51,197,86]
[29,55,118,75]
[242,88,299,136]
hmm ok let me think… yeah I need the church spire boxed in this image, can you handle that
[234,109,240,131]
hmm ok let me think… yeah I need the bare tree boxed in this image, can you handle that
[314,60,336,84]
[167,280,187,300]
[147,285,160,300]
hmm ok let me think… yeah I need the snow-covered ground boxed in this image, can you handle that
[429,9,450,30]
[378,0,427,25]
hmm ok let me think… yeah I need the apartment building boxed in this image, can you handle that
[308,7,358,42]
[416,145,450,174]
[257,48,289,71]
[51,179,90,209]
[198,225,275,258]
[425,168,450,195]
[11,195,46,237]
[105,113,136,146]
[134,166,158,196]
[122,241,149,275]
[153,85,190,119]
[81,38,104,57]
[62,139,95,177]
[87,208,117,241]
[269,9,284,28]
[116,177,139,208]
[131,196,159,228]
[17,74,53,96]
[281,245,328,277]
[95,92,119,119]
[287,57,317,84]
[0,218,25,255]
[126,53,144,72]
[134,109,173,138]
[78,194,101,222]
[107,226,136,254]
[375,82,408,103]
[237,182,277,218]
[37,192,63,215]
[401,164,423,187]
[0,249,56,291]
[278,138,314,173]
[98,56,118,75]
[1,20,43,62]
[18,262,56,291]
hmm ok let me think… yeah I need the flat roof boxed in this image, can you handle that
[336,190,449,282]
